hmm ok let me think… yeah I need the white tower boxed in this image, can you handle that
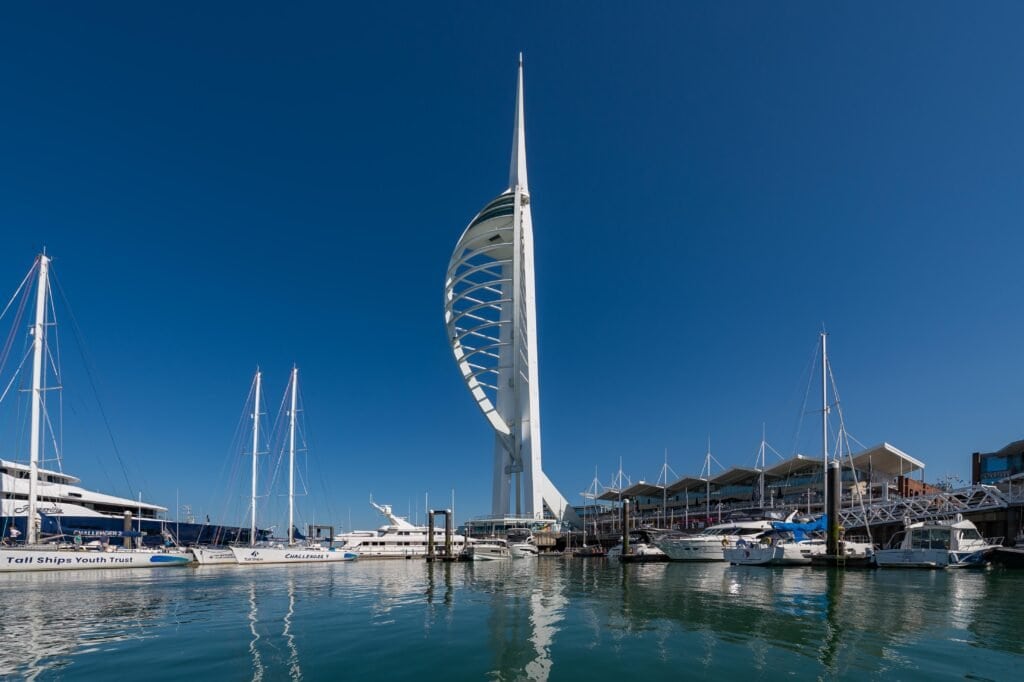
[445,57,578,525]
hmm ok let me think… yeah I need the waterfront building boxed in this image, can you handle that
[444,57,578,529]
[589,442,926,534]
[972,439,1024,484]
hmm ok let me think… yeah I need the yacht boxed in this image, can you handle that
[465,537,512,561]
[506,528,539,558]
[655,510,797,561]
[723,519,875,567]
[875,515,1001,569]
[0,254,193,571]
[228,368,356,565]
[333,501,467,559]
[608,528,669,562]
[1,459,261,550]
[724,531,822,566]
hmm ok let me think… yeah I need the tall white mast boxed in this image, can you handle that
[758,424,766,509]
[250,369,262,546]
[288,366,298,546]
[821,331,829,512]
[704,436,711,521]
[27,253,51,545]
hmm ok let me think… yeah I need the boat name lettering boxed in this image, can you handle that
[13,505,64,515]
[4,555,135,566]
[285,553,322,559]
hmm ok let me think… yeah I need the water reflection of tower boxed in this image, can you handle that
[482,559,567,680]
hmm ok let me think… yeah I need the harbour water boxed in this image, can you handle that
[1,559,1020,681]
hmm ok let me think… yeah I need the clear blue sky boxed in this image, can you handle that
[2,3,1022,531]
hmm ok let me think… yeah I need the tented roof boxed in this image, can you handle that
[849,442,924,477]
[666,476,708,494]
[763,454,822,479]
[711,466,761,487]
[620,481,665,499]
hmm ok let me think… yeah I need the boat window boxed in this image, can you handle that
[910,528,950,550]
[959,528,982,541]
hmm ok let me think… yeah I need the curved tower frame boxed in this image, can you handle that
[444,57,577,525]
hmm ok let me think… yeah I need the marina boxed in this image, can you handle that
[3,3,1024,679]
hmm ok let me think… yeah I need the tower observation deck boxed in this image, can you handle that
[444,57,579,527]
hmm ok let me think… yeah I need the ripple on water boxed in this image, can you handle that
[2,559,1023,680]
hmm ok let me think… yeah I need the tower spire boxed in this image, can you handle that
[508,53,528,192]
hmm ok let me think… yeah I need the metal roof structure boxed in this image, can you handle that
[620,481,666,499]
[849,442,924,477]
[711,466,761,487]
[763,454,823,479]
[666,476,710,494]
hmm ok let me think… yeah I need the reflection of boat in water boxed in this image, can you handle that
[333,500,468,559]
[0,254,192,571]
[875,515,1000,569]
[0,568,181,677]
[657,510,796,562]
[229,368,356,565]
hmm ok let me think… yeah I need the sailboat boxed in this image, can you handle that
[229,367,356,564]
[0,253,192,571]
[192,371,268,565]
[723,332,874,567]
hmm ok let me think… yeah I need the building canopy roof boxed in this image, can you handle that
[763,454,822,479]
[711,466,761,487]
[666,476,709,494]
[620,481,665,499]
[849,442,924,477]
[597,488,623,502]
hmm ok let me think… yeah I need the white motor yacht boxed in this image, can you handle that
[656,511,797,561]
[466,538,512,561]
[608,529,669,562]
[506,528,539,558]
[875,515,1001,568]
[333,501,467,559]
[724,530,875,566]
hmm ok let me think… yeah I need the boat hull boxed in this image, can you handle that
[0,547,193,572]
[724,542,820,566]
[229,546,357,565]
[657,538,726,562]
[992,546,1024,568]
[875,548,991,569]
[190,547,238,565]
[509,543,538,558]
